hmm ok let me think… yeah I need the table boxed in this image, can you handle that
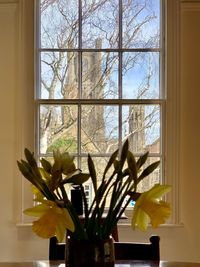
[0,261,200,267]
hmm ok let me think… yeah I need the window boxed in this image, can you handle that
[34,0,179,219]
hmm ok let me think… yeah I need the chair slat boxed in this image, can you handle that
[49,235,160,261]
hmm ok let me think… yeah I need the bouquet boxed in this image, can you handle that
[17,139,171,242]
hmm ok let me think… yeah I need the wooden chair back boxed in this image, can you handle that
[49,235,160,261]
[114,236,160,261]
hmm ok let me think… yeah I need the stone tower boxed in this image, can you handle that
[63,39,105,150]
[129,105,145,153]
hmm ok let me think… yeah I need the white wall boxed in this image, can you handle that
[1,0,200,262]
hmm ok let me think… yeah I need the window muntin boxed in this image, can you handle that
[36,0,164,207]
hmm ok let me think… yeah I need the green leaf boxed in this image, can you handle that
[24,148,37,167]
[103,149,118,179]
[17,161,33,182]
[127,151,137,183]
[138,160,160,182]
[40,158,52,173]
[88,154,97,192]
[136,151,149,170]
[113,160,120,172]
[120,139,129,168]
[24,149,43,180]
[66,173,90,185]
[17,160,54,201]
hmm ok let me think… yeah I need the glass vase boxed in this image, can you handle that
[65,236,115,267]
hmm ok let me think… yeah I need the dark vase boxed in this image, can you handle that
[65,236,115,267]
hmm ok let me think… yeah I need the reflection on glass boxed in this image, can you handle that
[39,105,78,154]
[40,52,78,99]
[40,0,78,49]
[81,105,118,153]
[82,52,118,99]
[122,105,160,154]
[82,0,119,48]
[122,0,160,48]
[122,52,160,99]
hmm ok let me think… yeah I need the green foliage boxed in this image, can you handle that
[47,137,77,153]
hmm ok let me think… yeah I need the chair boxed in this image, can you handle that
[49,236,65,261]
[49,235,160,261]
[114,236,160,261]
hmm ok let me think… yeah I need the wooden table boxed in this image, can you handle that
[0,261,200,267]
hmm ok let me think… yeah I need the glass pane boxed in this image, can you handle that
[82,0,119,48]
[39,105,78,154]
[40,0,78,48]
[81,105,119,153]
[122,52,160,99]
[82,52,118,99]
[122,105,160,154]
[122,0,160,48]
[40,52,78,99]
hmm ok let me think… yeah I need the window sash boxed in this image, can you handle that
[35,0,165,205]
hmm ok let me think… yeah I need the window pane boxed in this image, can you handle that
[82,0,119,48]
[40,52,78,99]
[122,105,160,154]
[81,105,118,154]
[39,105,78,154]
[40,0,78,49]
[82,52,118,99]
[122,0,160,48]
[122,52,160,99]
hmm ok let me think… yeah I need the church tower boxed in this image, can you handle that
[63,39,105,151]
[129,105,145,153]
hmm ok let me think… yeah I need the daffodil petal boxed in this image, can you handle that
[131,184,171,230]
[136,209,149,231]
[146,184,172,200]
[56,224,65,243]
[132,205,149,231]
[25,200,75,241]
[54,208,74,242]
[148,201,171,228]
[32,210,57,239]
[24,203,50,217]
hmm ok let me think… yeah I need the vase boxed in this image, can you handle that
[65,236,115,267]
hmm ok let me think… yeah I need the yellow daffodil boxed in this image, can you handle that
[131,184,171,231]
[24,200,75,242]
[53,150,76,175]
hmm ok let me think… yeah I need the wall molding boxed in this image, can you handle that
[165,0,181,225]
[181,1,200,11]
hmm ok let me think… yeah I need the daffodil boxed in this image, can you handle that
[24,199,75,242]
[53,150,76,175]
[131,184,171,231]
